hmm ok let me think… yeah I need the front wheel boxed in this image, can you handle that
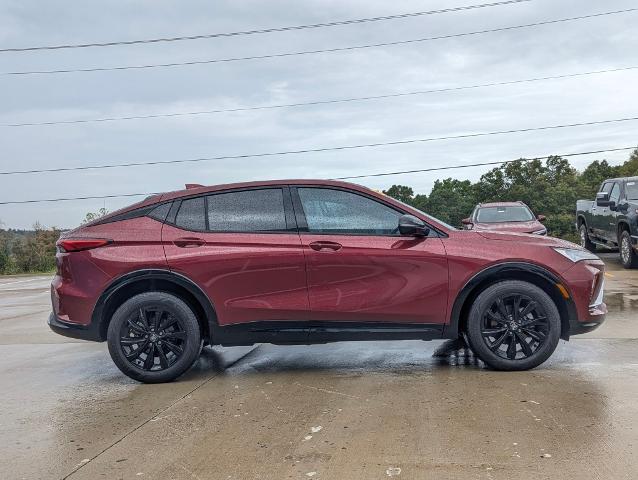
[107,292,202,383]
[619,230,638,269]
[466,280,560,371]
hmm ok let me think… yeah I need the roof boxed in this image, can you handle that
[477,201,526,208]
[159,179,367,202]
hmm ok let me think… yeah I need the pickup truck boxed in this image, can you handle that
[576,176,638,268]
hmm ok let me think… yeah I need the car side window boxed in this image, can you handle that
[609,183,620,203]
[206,189,286,232]
[297,188,402,235]
[175,197,206,231]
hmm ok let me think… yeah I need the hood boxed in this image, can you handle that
[473,220,544,234]
[475,230,579,248]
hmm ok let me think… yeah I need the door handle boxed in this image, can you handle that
[309,241,342,252]
[173,237,205,248]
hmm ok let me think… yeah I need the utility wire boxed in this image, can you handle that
[5,8,635,76]
[4,65,637,128]
[1,116,637,176]
[334,146,638,179]
[0,0,530,53]
[0,146,634,205]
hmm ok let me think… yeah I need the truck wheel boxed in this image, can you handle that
[107,292,202,383]
[619,230,638,269]
[579,224,596,252]
[465,280,560,371]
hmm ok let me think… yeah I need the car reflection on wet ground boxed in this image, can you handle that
[1,252,637,480]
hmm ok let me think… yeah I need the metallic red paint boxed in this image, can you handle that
[49,180,606,342]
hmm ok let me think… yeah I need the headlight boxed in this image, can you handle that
[532,228,547,235]
[553,247,599,262]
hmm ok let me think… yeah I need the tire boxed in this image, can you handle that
[466,280,560,371]
[619,230,638,269]
[107,292,202,383]
[579,223,596,252]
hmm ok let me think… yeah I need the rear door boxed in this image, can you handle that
[292,186,449,325]
[162,187,309,326]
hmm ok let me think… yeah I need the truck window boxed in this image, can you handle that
[609,183,621,204]
[626,181,638,200]
[599,182,613,194]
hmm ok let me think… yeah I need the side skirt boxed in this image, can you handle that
[211,321,444,346]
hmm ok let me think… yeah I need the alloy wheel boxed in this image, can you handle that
[119,306,187,371]
[480,293,550,360]
[580,228,586,248]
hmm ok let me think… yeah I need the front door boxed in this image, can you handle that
[292,187,449,324]
[162,187,309,326]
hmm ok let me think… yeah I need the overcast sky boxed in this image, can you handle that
[0,0,636,229]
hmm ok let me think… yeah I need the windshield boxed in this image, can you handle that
[476,206,534,223]
[387,196,457,230]
[627,181,638,200]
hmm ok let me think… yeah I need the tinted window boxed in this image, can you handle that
[298,188,401,234]
[207,189,286,232]
[175,197,206,231]
[476,206,534,223]
[627,180,638,200]
[609,183,621,203]
[147,202,172,222]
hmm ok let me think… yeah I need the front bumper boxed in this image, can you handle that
[48,312,103,342]
[566,302,606,336]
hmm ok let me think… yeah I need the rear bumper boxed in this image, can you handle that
[48,312,103,342]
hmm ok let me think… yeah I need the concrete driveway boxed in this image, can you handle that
[1,253,637,479]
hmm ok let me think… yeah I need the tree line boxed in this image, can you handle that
[0,150,636,274]
[384,149,638,242]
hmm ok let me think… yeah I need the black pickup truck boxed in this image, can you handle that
[576,176,638,268]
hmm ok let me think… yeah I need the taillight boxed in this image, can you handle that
[57,238,112,253]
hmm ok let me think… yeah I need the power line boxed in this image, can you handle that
[4,65,637,128]
[0,193,155,205]
[1,146,634,205]
[5,8,635,76]
[0,0,531,53]
[0,116,637,177]
[334,146,638,179]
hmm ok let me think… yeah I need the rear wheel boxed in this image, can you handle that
[466,280,560,371]
[579,223,596,252]
[619,230,638,269]
[107,292,201,383]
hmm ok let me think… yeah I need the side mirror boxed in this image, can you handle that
[537,215,546,222]
[596,192,611,207]
[398,214,429,237]
[461,217,473,230]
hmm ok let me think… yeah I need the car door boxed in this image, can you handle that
[592,182,613,239]
[603,182,621,242]
[292,186,449,325]
[162,187,309,326]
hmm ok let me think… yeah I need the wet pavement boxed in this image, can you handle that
[1,254,638,480]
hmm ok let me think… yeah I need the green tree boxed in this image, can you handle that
[421,178,477,227]
[383,185,414,204]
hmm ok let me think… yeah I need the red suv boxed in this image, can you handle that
[462,201,547,235]
[49,180,606,383]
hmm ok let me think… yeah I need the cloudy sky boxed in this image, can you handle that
[0,0,636,229]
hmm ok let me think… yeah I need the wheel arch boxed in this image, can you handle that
[617,220,631,238]
[577,215,587,228]
[92,269,217,343]
[444,262,577,341]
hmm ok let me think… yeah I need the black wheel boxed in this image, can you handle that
[107,292,201,383]
[466,280,560,371]
[579,223,596,252]
[619,230,638,269]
